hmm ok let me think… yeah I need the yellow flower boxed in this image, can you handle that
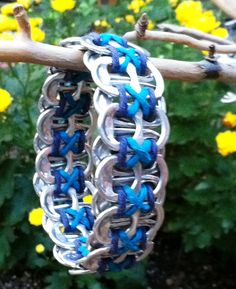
[34,0,41,4]
[31,27,45,42]
[0,15,18,32]
[147,20,154,30]
[17,0,32,9]
[35,243,45,254]
[128,0,145,14]
[223,112,236,128]
[100,20,110,28]
[175,1,203,26]
[169,0,178,7]
[115,17,123,24]
[83,195,93,204]
[201,50,208,56]
[29,17,43,27]
[94,20,101,27]
[1,3,16,16]
[211,27,228,38]
[175,1,222,34]
[125,14,135,25]
[28,208,44,226]
[94,19,110,29]
[0,89,12,113]
[187,10,220,33]
[215,131,236,156]
[50,0,76,13]
[0,32,14,40]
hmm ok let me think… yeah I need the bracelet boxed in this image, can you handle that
[33,33,170,275]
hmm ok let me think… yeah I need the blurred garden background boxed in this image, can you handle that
[0,0,236,288]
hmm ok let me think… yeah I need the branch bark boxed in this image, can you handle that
[1,5,236,84]
[13,4,31,40]
[124,30,236,54]
[0,40,86,71]
[2,39,236,83]
[211,0,236,20]
[157,23,233,45]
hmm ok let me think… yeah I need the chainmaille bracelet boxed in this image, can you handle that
[33,33,170,275]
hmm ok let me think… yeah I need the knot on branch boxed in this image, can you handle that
[200,55,221,79]
[13,4,31,40]
[206,44,216,61]
[135,13,149,38]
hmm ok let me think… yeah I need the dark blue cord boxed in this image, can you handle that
[110,227,147,256]
[116,184,155,217]
[117,137,157,169]
[51,130,85,157]
[58,207,94,232]
[53,166,85,195]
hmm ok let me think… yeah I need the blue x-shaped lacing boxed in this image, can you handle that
[89,32,147,75]
[53,166,85,195]
[117,137,157,168]
[91,32,128,48]
[106,46,147,75]
[116,184,155,217]
[51,130,85,157]
[116,84,156,121]
[110,227,147,255]
[74,236,89,258]
[65,236,89,261]
[116,47,147,75]
[55,91,91,119]
[58,207,94,232]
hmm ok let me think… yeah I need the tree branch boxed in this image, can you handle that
[0,40,86,71]
[157,23,233,45]
[124,30,236,54]
[134,13,149,38]
[1,5,236,84]
[13,4,31,40]
[211,0,236,20]
[2,39,236,83]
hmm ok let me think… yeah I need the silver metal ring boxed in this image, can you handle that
[40,187,79,221]
[37,108,95,145]
[90,56,164,97]
[95,155,142,202]
[97,103,144,151]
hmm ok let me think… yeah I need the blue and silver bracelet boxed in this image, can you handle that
[33,33,170,275]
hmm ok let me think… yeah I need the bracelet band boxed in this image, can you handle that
[33,33,170,275]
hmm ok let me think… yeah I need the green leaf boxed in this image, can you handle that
[44,272,72,289]
[194,182,210,191]
[5,175,36,225]
[0,227,15,266]
[0,159,17,207]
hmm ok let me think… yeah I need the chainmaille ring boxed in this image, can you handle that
[33,32,170,275]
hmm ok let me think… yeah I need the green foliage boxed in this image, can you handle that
[0,0,236,288]
[43,263,146,289]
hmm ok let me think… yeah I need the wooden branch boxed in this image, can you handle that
[211,0,236,20]
[124,30,236,54]
[135,13,149,38]
[0,40,86,71]
[124,14,236,54]
[1,5,236,84]
[2,39,236,83]
[13,4,31,40]
[157,23,233,45]
[149,57,236,83]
